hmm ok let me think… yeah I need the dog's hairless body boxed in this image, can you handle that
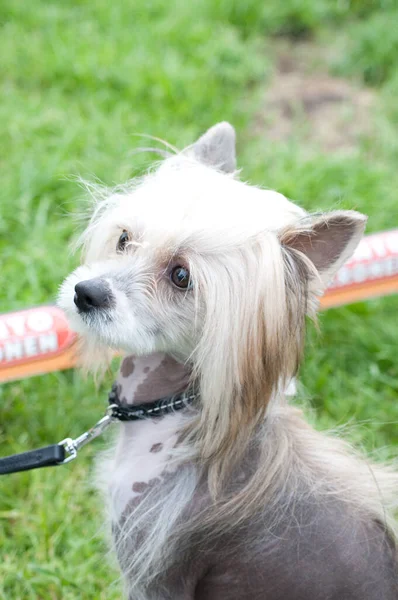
[106,354,398,600]
[59,123,398,599]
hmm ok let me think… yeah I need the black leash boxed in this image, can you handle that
[0,386,196,475]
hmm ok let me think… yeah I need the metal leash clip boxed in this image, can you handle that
[58,405,117,464]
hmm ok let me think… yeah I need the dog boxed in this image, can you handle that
[59,123,398,599]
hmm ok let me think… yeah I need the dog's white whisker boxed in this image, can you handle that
[130,132,179,155]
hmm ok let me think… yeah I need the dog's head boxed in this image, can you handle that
[59,123,366,457]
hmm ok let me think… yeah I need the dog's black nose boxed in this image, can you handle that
[74,279,113,313]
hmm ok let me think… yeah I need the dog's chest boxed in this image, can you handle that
[107,414,183,521]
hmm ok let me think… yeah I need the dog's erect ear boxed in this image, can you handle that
[186,122,236,173]
[280,210,367,288]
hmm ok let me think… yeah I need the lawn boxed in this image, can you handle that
[0,1,397,598]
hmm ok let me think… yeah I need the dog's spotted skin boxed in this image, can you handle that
[106,353,189,520]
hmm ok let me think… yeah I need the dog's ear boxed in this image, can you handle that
[186,122,236,173]
[280,210,367,288]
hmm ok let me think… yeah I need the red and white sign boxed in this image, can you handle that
[0,306,75,368]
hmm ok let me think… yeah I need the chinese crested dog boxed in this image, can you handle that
[59,123,398,599]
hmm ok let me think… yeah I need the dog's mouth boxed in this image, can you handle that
[76,306,114,328]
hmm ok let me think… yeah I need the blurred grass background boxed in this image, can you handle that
[0,1,397,598]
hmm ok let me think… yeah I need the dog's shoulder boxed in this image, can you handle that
[195,497,398,600]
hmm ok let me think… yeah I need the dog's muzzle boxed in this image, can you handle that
[74,278,114,313]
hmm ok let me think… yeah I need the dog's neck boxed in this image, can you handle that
[115,352,192,406]
[115,352,297,408]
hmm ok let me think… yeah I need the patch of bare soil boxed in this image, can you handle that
[256,42,374,152]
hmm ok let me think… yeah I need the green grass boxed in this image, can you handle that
[1,1,397,598]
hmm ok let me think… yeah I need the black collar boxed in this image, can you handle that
[108,382,197,421]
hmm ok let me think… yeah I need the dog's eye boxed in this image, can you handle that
[117,230,130,253]
[170,266,192,290]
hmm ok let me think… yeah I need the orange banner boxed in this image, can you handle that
[0,306,77,383]
[1,230,397,383]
